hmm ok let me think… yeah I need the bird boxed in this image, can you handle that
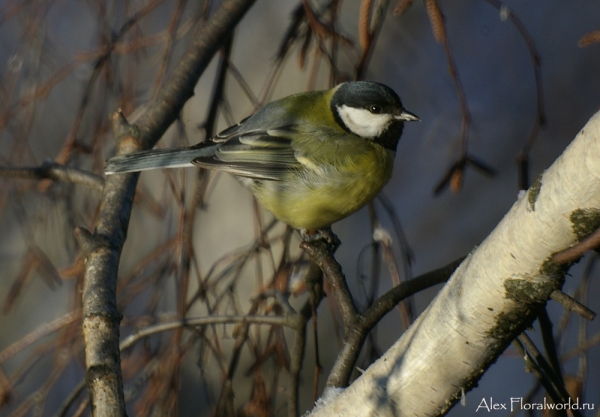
[105,81,418,241]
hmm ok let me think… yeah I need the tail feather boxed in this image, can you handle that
[105,145,215,174]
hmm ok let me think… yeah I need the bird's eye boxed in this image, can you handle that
[369,105,382,114]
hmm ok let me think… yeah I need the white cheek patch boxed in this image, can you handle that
[336,105,394,138]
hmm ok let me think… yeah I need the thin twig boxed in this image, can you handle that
[358,0,373,51]
[393,0,413,15]
[0,310,81,365]
[576,255,594,390]
[52,380,87,417]
[122,314,296,351]
[203,36,234,140]
[553,226,600,264]
[356,0,392,79]
[301,239,358,329]
[537,309,564,383]
[326,257,462,387]
[560,332,600,363]
[288,314,308,417]
[216,300,261,414]
[0,162,105,192]
[517,333,583,417]
[512,338,564,403]
[372,221,413,329]
[364,257,463,327]
[549,290,596,321]
[483,0,545,189]
[426,0,475,194]
[151,0,186,97]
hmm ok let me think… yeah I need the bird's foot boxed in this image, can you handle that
[300,227,341,252]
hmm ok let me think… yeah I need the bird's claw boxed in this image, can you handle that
[300,227,341,251]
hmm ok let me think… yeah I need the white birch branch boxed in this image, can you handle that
[309,110,600,417]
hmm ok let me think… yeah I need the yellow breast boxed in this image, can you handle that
[251,144,394,230]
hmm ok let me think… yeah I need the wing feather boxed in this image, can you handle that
[192,98,304,181]
[192,127,301,181]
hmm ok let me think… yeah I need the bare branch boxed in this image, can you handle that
[393,0,413,16]
[0,310,81,365]
[0,161,104,192]
[356,0,393,80]
[358,0,373,51]
[516,333,583,417]
[482,0,545,190]
[325,257,462,388]
[560,332,600,363]
[550,290,596,321]
[553,226,600,264]
[301,239,358,329]
[120,314,297,352]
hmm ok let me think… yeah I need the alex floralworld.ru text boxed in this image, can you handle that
[476,397,595,412]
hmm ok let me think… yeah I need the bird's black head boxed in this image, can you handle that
[330,81,418,151]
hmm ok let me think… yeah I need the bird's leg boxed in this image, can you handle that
[300,227,341,252]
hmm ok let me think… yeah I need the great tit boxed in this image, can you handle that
[105,81,418,237]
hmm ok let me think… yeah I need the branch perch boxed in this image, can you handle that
[75,1,257,415]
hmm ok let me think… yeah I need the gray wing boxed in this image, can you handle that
[192,103,302,180]
[192,127,300,181]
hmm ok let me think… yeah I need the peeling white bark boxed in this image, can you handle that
[309,111,600,417]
